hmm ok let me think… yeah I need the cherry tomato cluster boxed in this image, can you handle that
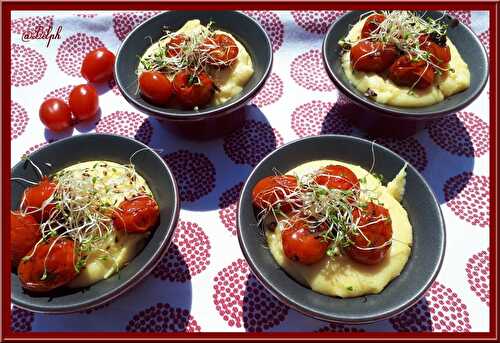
[12,175,160,293]
[39,47,115,132]
[138,33,238,109]
[350,13,452,89]
[252,165,392,266]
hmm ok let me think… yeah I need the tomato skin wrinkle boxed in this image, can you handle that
[22,177,57,221]
[388,55,435,89]
[350,41,398,73]
[81,47,115,83]
[17,238,78,292]
[172,69,214,108]
[282,217,330,265]
[139,71,173,106]
[68,84,99,121]
[39,98,72,132]
[203,34,239,67]
[11,211,41,268]
[314,165,360,191]
[252,175,298,214]
[361,13,386,38]
[345,202,393,265]
[112,196,160,233]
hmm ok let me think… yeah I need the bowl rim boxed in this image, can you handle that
[237,134,446,323]
[114,10,273,121]
[322,10,489,119]
[10,133,180,314]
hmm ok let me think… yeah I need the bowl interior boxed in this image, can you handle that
[11,134,179,313]
[323,11,489,118]
[115,10,272,119]
[238,135,445,323]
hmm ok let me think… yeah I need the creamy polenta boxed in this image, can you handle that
[138,19,254,106]
[52,161,154,289]
[341,17,470,107]
[265,161,413,298]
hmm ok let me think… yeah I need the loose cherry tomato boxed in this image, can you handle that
[172,69,214,108]
[418,34,451,68]
[344,202,392,265]
[22,177,57,221]
[11,211,41,267]
[68,84,99,121]
[80,47,116,83]
[252,175,299,214]
[314,165,360,191]
[17,238,78,292]
[138,71,173,106]
[203,34,239,66]
[350,41,398,73]
[388,55,435,89]
[361,13,386,38]
[166,34,187,58]
[282,217,330,265]
[39,98,72,132]
[112,196,160,233]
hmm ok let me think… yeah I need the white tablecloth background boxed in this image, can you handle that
[10,10,490,333]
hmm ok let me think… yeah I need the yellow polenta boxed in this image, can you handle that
[139,19,254,106]
[265,160,413,298]
[341,18,470,107]
[61,161,154,288]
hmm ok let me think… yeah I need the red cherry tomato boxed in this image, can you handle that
[68,84,99,121]
[138,71,173,106]
[39,98,72,132]
[17,238,78,292]
[281,217,330,265]
[361,13,386,38]
[112,196,160,233]
[11,211,41,267]
[22,177,57,221]
[252,175,299,214]
[80,47,116,83]
[172,69,214,108]
[350,41,398,73]
[166,34,187,58]
[314,165,360,191]
[203,34,239,66]
[388,55,435,89]
[344,202,392,265]
[418,34,451,68]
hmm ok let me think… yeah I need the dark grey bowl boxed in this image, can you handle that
[237,135,446,323]
[323,11,489,137]
[11,134,180,313]
[115,10,272,138]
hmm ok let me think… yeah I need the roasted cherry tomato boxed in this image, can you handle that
[203,34,239,66]
[68,84,99,121]
[17,238,78,292]
[361,13,386,38]
[388,55,435,89]
[139,71,173,106]
[350,41,398,73]
[22,177,57,221]
[252,175,299,214]
[11,211,41,267]
[112,196,160,233]
[39,98,72,132]
[344,202,392,265]
[282,217,330,265]
[418,34,451,68]
[80,47,116,83]
[172,69,214,108]
[314,165,360,191]
[166,34,187,58]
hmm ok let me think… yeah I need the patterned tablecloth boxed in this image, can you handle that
[10,10,490,333]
